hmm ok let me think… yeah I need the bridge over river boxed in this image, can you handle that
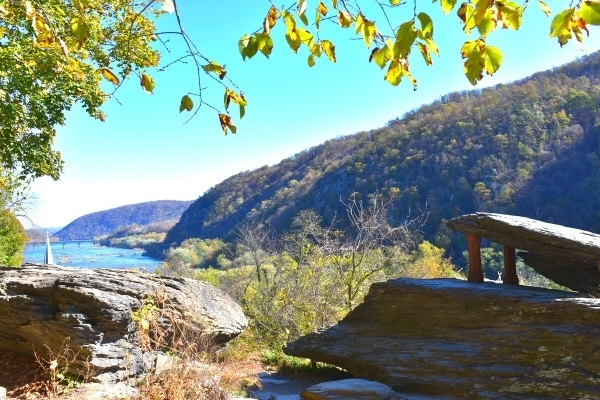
[26,240,100,250]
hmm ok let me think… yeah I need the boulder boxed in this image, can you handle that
[284,278,600,399]
[0,264,247,383]
[301,378,404,400]
[446,212,600,293]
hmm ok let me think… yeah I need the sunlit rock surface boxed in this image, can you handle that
[0,264,247,383]
[285,278,600,399]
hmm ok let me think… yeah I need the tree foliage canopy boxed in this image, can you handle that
[1,0,600,182]
[1,0,161,181]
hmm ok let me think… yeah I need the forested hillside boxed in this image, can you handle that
[55,200,193,240]
[159,52,600,263]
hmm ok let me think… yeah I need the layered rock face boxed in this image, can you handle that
[0,264,247,383]
[285,278,600,399]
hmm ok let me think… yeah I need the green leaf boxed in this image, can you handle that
[482,45,502,75]
[439,0,458,15]
[457,2,476,34]
[417,13,434,39]
[473,0,490,26]
[477,7,495,37]
[308,54,316,67]
[393,21,417,59]
[496,1,522,30]
[461,40,484,85]
[239,34,259,60]
[179,95,193,112]
[286,29,302,53]
[579,1,600,25]
[370,40,393,68]
[71,16,90,47]
[256,33,274,57]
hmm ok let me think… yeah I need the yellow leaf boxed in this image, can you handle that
[308,54,316,67]
[264,5,278,34]
[439,0,458,15]
[370,40,393,68]
[100,68,120,85]
[179,95,193,112]
[140,72,155,94]
[219,113,237,135]
[355,14,377,47]
[318,2,328,15]
[384,59,416,87]
[338,10,353,27]
[32,13,54,47]
[537,0,551,17]
[321,40,336,62]
[550,8,576,46]
[201,62,227,79]
[384,60,402,86]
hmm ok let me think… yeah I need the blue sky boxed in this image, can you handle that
[24,1,600,228]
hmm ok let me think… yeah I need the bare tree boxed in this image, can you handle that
[326,192,425,310]
[234,219,277,283]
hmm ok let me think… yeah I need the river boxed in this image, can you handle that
[22,241,161,271]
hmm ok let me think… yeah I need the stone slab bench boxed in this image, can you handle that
[446,213,600,294]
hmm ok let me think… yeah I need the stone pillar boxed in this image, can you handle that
[503,245,519,285]
[466,234,483,283]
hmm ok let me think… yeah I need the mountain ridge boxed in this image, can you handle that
[154,52,600,262]
[55,200,193,240]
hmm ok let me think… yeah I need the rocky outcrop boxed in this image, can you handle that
[446,212,600,293]
[0,264,247,383]
[301,379,404,400]
[284,278,600,399]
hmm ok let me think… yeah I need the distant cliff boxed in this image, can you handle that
[55,200,193,240]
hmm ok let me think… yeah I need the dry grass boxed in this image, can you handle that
[129,287,262,400]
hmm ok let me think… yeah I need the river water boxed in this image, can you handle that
[22,241,161,271]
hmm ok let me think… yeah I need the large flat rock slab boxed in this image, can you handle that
[446,212,600,293]
[284,278,600,399]
[0,264,247,383]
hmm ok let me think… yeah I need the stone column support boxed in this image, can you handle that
[466,234,483,283]
[502,245,519,285]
